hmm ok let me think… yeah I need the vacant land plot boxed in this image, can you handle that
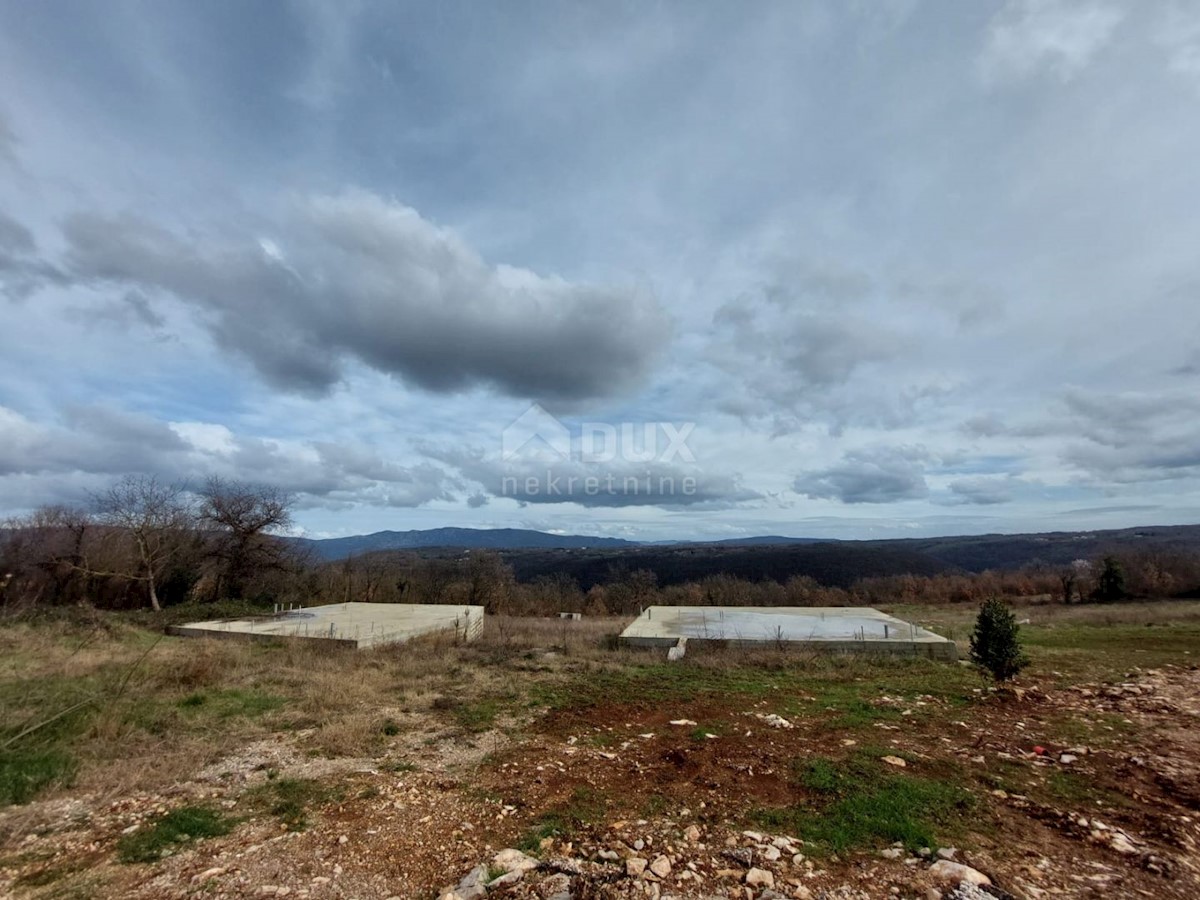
[1,601,1199,899]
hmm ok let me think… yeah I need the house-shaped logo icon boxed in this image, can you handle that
[502,404,571,461]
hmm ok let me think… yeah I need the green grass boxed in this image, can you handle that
[1034,769,1135,812]
[1020,621,1200,680]
[817,696,905,730]
[752,750,974,853]
[453,698,502,732]
[1043,711,1133,748]
[529,662,796,709]
[641,792,670,818]
[529,656,974,715]
[516,786,609,853]
[117,805,234,863]
[516,813,569,853]
[245,777,337,831]
[689,724,726,741]
[176,688,285,719]
[0,747,77,807]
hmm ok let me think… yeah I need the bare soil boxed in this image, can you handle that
[3,653,1199,900]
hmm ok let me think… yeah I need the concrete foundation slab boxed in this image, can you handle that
[169,602,485,649]
[619,606,957,659]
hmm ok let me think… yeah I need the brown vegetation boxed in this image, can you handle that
[4,479,1200,621]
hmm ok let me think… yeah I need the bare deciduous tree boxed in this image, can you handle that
[198,478,294,599]
[93,475,194,612]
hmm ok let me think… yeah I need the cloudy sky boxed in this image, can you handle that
[2,0,1200,541]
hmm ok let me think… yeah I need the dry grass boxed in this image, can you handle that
[0,614,633,808]
[4,601,1199,813]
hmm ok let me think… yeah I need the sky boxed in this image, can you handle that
[2,0,1200,542]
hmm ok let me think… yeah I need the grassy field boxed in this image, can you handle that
[2,600,1198,813]
[2,599,1199,898]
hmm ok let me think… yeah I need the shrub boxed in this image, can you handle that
[969,597,1029,682]
[1092,556,1128,603]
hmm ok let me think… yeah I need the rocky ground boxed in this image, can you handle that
[2,662,1199,900]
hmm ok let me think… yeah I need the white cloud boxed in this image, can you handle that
[1154,4,1200,90]
[981,0,1124,83]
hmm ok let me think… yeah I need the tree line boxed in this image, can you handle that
[0,476,297,612]
[3,477,1198,615]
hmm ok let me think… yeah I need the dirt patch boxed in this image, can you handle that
[3,630,1200,899]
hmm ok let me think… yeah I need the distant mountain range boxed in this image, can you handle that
[296,527,639,560]
[297,524,1200,577]
[296,527,842,560]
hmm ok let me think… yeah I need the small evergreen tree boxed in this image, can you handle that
[1092,555,1127,603]
[970,597,1029,682]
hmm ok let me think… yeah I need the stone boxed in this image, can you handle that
[936,848,957,861]
[538,873,571,899]
[758,713,794,729]
[1059,753,1078,765]
[1108,831,1138,855]
[761,846,781,861]
[454,864,489,900]
[487,871,525,890]
[684,824,702,842]
[545,858,584,876]
[928,860,991,887]
[627,857,648,877]
[724,847,754,867]
[745,868,775,888]
[881,756,907,767]
[494,848,539,874]
[879,848,904,860]
[649,855,672,878]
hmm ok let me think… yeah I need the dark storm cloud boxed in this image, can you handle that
[0,111,17,166]
[0,212,34,255]
[0,211,64,300]
[945,476,1019,506]
[794,446,930,504]
[58,191,668,405]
